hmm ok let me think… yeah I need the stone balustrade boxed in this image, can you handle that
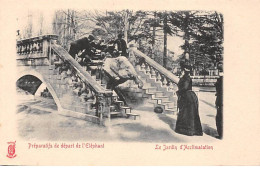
[129,47,179,93]
[16,35,58,66]
[50,43,113,123]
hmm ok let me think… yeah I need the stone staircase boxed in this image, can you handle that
[51,43,141,122]
[16,35,179,125]
[82,61,178,115]
[78,60,139,120]
[79,54,178,116]
[135,65,178,114]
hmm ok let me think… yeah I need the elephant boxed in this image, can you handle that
[101,56,143,106]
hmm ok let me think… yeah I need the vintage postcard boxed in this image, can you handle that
[0,0,259,166]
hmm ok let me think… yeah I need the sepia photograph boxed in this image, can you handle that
[15,9,223,142]
[0,0,259,166]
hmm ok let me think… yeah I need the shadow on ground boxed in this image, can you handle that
[157,113,219,139]
[113,122,183,142]
[202,124,219,138]
[200,99,215,108]
[157,114,177,131]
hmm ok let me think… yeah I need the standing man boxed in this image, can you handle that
[114,34,127,57]
[215,61,223,139]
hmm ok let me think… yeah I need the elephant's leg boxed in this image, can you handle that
[102,71,128,106]
[114,87,127,106]
[132,76,143,89]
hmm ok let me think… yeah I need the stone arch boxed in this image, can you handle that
[16,70,62,111]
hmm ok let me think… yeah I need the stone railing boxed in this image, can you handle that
[16,35,58,66]
[129,47,179,92]
[50,43,113,122]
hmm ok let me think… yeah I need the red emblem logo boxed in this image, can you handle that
[7,141,17,158]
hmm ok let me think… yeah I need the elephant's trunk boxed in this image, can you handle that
[132,75,143,89]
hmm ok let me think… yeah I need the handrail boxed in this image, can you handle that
[51,44,112,96]
[17,34,58,44]
[129,47,179,84]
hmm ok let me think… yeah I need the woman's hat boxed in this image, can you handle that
[180,61,192,72]
[183,65,192,72]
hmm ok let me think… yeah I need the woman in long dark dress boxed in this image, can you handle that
[175,65,203,136]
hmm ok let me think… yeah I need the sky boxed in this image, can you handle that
[16,10,55,38]
[168,36,184,60]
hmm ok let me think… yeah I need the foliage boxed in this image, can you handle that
[50,10,223,73]
[169,11,223,72]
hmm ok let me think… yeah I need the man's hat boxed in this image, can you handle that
[217,61,223,72]
[88,35,95,41]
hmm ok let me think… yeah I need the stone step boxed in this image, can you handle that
[163,108,177,115]
[126,113,140,120]
[157,102,176,110]
[144,77,162,85]
[142,83,153,89]
[160,100,173,104]
[139,76,170,93]
[164,102,176,108]
[113,100,124,106]
[137,71,161,84]
[120,106,131,114]
[148,99,158,105]
[150,99,173,108]
[110,111,122,116]
[152,96,169,102]
[145,87,157,93]
[154,91,165,97]
[145,91,158,95]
